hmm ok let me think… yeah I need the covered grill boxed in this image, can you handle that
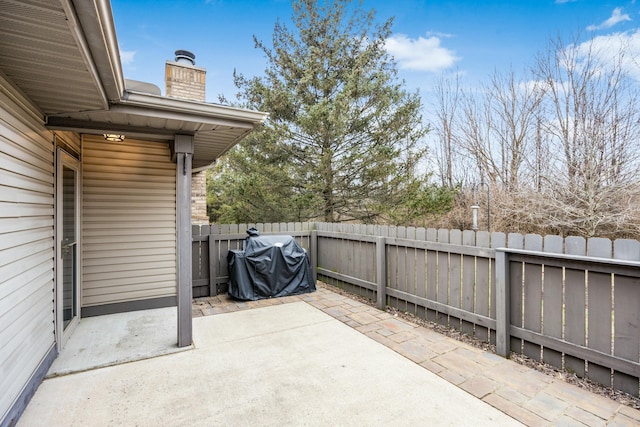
[227,229,316,301]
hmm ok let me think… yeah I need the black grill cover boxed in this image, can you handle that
[227,231,315,301]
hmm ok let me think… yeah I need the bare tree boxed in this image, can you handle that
[453,68,543,191]
[457,88,493,183]
[432,73,462,187]
[523,34,640,237]
[428,33,640,238]
[488,69,545,190]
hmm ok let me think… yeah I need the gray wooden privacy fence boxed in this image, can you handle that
[193,222,640,397]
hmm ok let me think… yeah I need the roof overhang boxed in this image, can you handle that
[47,90,268,168]
[0,0,267,168]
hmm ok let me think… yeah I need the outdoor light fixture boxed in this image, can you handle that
[103,133,125,142]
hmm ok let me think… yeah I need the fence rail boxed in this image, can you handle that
[192,222,640,397]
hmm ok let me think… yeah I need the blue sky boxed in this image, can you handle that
[111,1,640,103]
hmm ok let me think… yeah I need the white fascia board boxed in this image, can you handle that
[68,0,125,102]
[120,91,269,126]
[60,0,110,109]
[93,0,126,100]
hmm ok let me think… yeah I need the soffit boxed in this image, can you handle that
[46,92,267,168]
[0,0,107,115]
[47,113,256,170]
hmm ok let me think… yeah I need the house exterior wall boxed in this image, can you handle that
[81,136,177,310]
[0,77,56,423]
[54,131,81,158]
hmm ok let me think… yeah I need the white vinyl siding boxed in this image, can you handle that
[82,136,176,307]
[0,84,55,421]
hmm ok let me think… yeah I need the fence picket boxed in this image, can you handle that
[614,239,640,261]
[476,230,490,246]
[612,240,640,396]
[491,232,506,248]
[613,270,640,396]
[366,224,375,236]
[448,230,463,329]
[461,230,476,335]
[508,233,524,353]
[585,237,614,388]
[364,237,376,300]
[564,236,587,377]
[523,234,543,361]
[396,227,407,312]
[436,229,449,325]
[414,228,427,319]
[406,227,417,315]
[542,235,564,368]
[191,225,203,297]
[462,230,475,246]
[413,250,427,320]
[475,231,491,341]
[349,227,366,298]
[423,232,438,322]
[387,227,400,310]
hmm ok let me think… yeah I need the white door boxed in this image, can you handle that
[55,148,80,350]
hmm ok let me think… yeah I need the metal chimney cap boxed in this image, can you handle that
[175,50,196,65]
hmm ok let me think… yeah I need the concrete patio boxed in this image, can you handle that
[46,307,188,378]
[193,284,640,426]
[18,299,517,426]
[17,284,640,426]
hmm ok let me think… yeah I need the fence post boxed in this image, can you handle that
[376,236,387,310]
[495,249,510,357]
[310,230,318,285]
[208,233,217,296]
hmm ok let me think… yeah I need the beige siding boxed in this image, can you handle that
[53,131,81,157]
[82,136,176,307]
[0,82,55,420]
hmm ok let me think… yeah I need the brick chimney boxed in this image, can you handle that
[165,50,209,224]
[165,50,206,102]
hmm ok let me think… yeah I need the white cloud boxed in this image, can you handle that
[555,0,577,4]
[586,7,631,31]
[120,50,136,65]
[571,29,640,80]
[385,33,459,72]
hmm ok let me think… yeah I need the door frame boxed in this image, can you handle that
[55,148,81,351]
